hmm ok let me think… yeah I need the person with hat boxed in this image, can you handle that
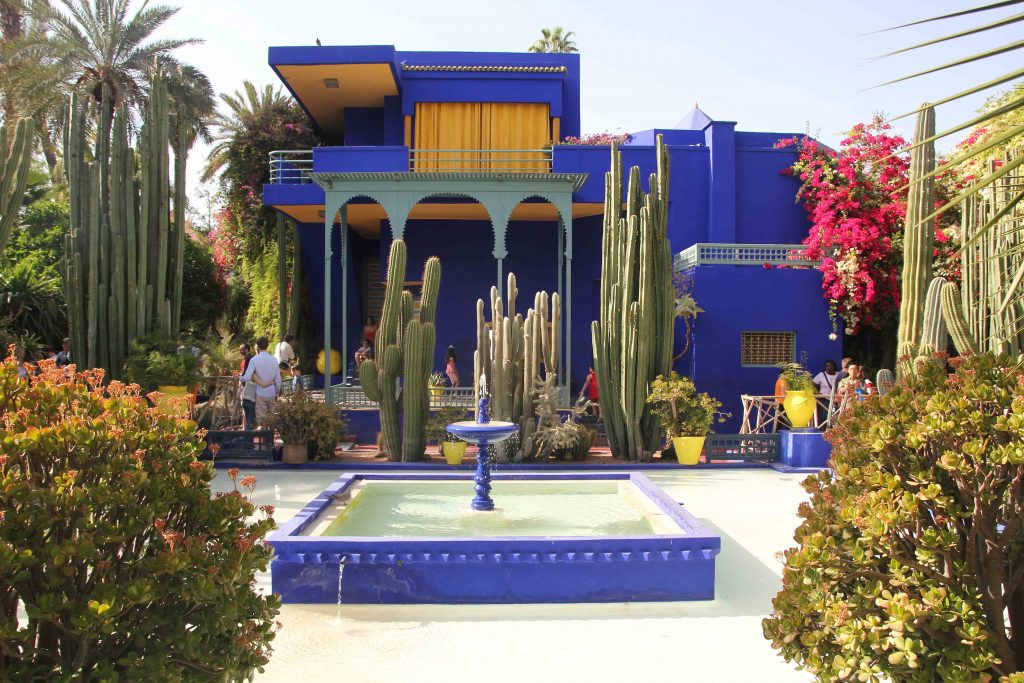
[55,338,72,367]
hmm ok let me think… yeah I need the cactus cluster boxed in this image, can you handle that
[359,239,441,461]
[0,117,34,258]
[895,105,936,375]
[591,134,675,461]
[62,73,186,377]
[473,272,561,462]
[936,154,1024,357]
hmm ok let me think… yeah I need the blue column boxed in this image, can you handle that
[704,121,737,243]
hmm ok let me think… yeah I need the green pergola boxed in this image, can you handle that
[310,171,587,400]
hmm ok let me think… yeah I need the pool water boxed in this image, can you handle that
[316,480,667,538]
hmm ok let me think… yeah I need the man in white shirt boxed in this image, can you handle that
[274,335,296,371]
[240,337,282,422]
[813,359,839,395]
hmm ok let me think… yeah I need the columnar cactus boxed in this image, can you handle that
[591,135,674,461]
[63,71,186,377]
[0,117,34,257]
[359,239,441,461]
[919,275,948,355]
[473,272,560,462]
[896,104,936,372]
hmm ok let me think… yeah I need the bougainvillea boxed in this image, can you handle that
[776,116,960,336]
[559,131,632,146]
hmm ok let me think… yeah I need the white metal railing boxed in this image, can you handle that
[410,149,551,173]
[269,150,313,184]
[739,393,838,434]
[674,243,820,270]
[324,384,476,408]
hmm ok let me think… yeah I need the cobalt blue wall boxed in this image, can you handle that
[734,148,808,244]
[344,108,385,146]
[678,265,841,433]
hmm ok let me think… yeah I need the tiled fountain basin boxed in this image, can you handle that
[268,472,721,604]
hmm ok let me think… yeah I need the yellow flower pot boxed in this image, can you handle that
[316,349,342,376]
[430,387,444,399]
[672,436,705,466]
[782,389,816,429]
[441,441,467,465]
[156,385,191,416]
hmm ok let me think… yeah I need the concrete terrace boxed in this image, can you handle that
[212,467,814,682]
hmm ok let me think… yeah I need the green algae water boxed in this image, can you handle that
[319,480,662,538]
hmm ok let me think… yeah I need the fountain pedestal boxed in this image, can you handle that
[447,377,518,512]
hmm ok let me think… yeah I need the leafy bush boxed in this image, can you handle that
[124,335,203,391]
[260,390,347,459]
[0,257,67,349]
[180,236,224,338]
[426,408,468,444]
[0,356,279,679]
[763,353,1024,681]
[777,361,815,392]
[646,372,724,438]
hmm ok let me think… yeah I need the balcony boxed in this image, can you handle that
[673,243,819,270]
[269,147,553,184]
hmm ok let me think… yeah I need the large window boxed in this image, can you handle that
[741,331,795,367]
[413,102,550,171]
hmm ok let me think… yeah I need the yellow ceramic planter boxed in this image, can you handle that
[156,385,191,416]
[316,349,342,375]
[441,441,467,465]
[671,436,705,466]
[782,389,816,428]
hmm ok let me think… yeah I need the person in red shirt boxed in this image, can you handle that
[582,366,601,419]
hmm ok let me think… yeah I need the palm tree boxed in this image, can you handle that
[9,0,202,142]
[528,27,578,54]
[201,81,291,182]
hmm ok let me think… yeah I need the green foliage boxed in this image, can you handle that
[259,391,348,459]
[429,371,447,388]
[528,26,578,53]
[124,335,203,391]
[425,408,468,444]
[0,356,279,680]
[535,419,594,462]
[200,334,242,377]
[646,372,724,438]
[4,199,69,279]
[763,353,1024,681]
[237,241,279,342]
[179,236,223,338]
[0,257,67,349]
[777,362,815,392]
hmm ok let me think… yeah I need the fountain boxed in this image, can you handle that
[445,375,518,511]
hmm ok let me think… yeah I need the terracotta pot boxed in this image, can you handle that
[671,436,705,465]
[782,389,816,429]
[156,385,191,416]
[282,443,308,464]
[441,441,467,465]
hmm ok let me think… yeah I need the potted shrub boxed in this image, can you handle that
[427,408,467,465]
[646,372,724,465]
[124,335,203,414]
[776,362,816,429]
[260,391,346,464]
[429,371,448,400]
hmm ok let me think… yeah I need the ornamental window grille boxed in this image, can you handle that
[741,331,795,367]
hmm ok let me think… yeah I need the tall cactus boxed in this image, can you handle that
[474,272,560,462]
[63,69,187,377]
[0,117,34,258]
[896,104,936,372]
[591,134,674,461]
[359,239,441,461]
[919,275,948,354]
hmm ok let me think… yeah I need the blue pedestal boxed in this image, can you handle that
[780,429,831,468]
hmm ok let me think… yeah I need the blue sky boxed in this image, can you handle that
[156,0,1022,201]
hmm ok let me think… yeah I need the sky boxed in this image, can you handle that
[151,0,1024,207]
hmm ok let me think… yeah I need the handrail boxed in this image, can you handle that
[409,148,551,173]
[269,150,313,184]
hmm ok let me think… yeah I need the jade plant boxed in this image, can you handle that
[0,355,279,679]
[646,372,724,438]
[764,353,1024,681]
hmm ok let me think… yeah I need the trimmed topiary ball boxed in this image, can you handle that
[0,354,279,680]
[763,353,1024,682]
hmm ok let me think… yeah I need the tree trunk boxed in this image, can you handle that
[36,115,59,173]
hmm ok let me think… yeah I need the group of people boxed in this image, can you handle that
[237,335,297,430]
[811,357,876,402]
[353,316,460,387]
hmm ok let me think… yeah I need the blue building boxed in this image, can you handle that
[262,44,841,431]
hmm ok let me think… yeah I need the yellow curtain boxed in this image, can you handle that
[414,102,549,172]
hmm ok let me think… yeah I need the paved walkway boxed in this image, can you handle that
[212,468,813,682]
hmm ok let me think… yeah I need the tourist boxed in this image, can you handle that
[836,364,864,402]
[41,347,56,361]
[363,316,378,344]
[55,338,72,367]
[274,334,297,375]
[834,357,853,389]
[582,366,601,419]
[354,338,372,368]
[813,359,839,395]
[13,344,28,379]
[240,337,281,424]
[238,342,252,373]
[445,346,459,387]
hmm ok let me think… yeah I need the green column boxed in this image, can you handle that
[557,216,564,389]
[277,212,287,340]
[323,204,334,403]
[340,204,348,385]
